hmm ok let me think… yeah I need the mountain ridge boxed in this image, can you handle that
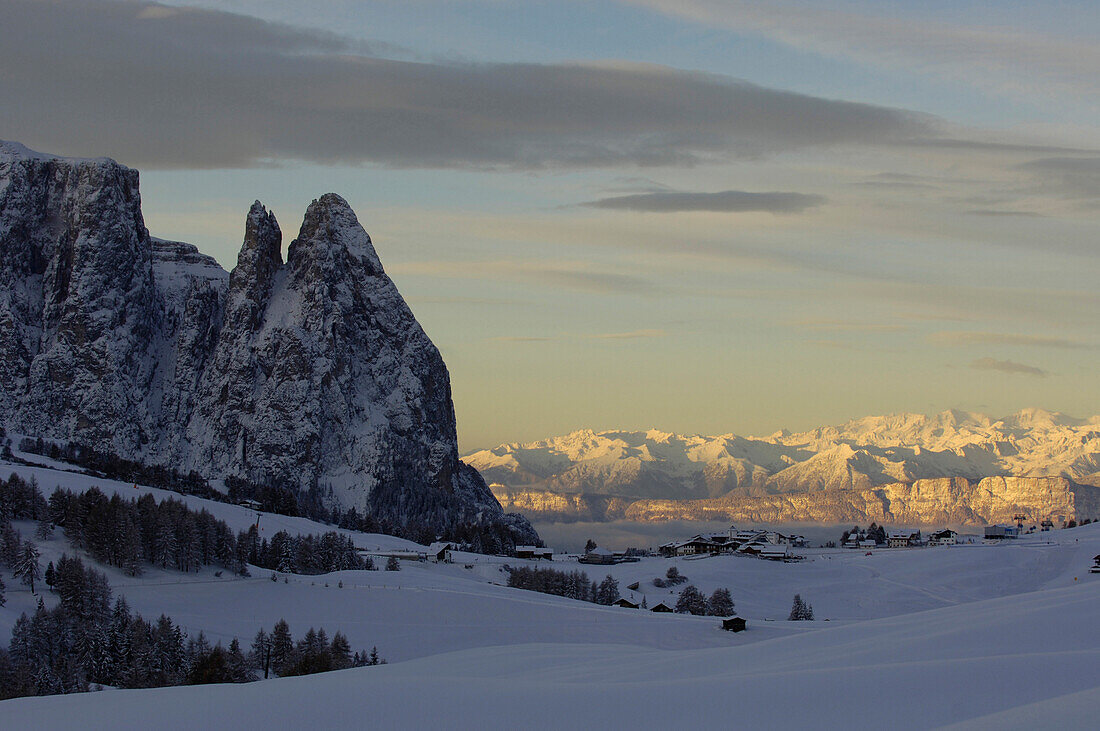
[468,409,1100,524]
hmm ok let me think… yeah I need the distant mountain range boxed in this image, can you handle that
[466,409,1100,525]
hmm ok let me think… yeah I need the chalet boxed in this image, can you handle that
[858,539,876,550]
[888,529,922,548]
[758,545,790,561]
[237,498,263,510]
[1090,555,1100,574]
[927,530,958,546]
[659,536,720,557]
[428,542,457,562]
[579,546,616,565]
[515,545,554,560]
[734,529,770,544]
[721,617,747,632]
[650,602,673,613]
[737,542,765,555]
[613,598,640,609]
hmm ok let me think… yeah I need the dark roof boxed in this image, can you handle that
[651,602,673,612]
[722,617,747,631]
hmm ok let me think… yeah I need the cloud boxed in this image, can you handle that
[1016,157,1100,200]
[585,329,666,339]
[625,0,1100,100]
[791,319,908,333]
[964,210,1044,218]
[0,0,935,170]
[581,190,825,213]
[389,260,662,296]
[970,357,1047,377]
[930,332,1087,349]
[490,336,555,343]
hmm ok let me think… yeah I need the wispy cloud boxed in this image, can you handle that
[791,318,908,333]
[1016,157,1100,200]
[389,260,662,297]
[585,329,667,339]
[581,190,826,214]
[490,336,555,343]
[930,331,1087,349]
[626,0,1100,100]
[970,357,1047,377]
[0,0,938,170]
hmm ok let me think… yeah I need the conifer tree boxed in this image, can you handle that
[674,585,708,615]
[707,587,735,617]
[270,620,293,673]
[15,541,41,594]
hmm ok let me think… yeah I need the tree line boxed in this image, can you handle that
[12,438,528,555]
[0,553,384,699]
[2,473,368,578]
[506,565,622,605]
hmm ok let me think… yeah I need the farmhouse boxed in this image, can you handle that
[888,529,922,548]
[659,536,721,557]
[650,602,673,613]
[515,545,554,560]
[579,546,616,565]
[613,598,640,609]
[928,530,958,546]
[758,545,790,561]
[427,542,457,562]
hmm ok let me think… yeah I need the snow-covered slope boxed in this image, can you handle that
[5,516,1099,729]
[0,141,534,544]
[473,410,1100,524]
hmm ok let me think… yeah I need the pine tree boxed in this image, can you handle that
[251,628,271,678]
[0,574,5,607]
[44,561,56,592]
[15,540,41,594]
[270,620,293,674]
[385,556,400,571]
[674,585,708,615]
[706,587,735,617]
[34,517,53,541]
[595,575,620,605]
[330,632,352,669]
[788,594,814,620]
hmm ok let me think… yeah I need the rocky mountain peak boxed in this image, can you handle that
[0,142,537,548]
[289,193,383,277]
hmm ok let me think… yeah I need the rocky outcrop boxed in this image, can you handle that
[0,141,536,546]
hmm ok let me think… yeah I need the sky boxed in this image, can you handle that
[4,0,1099,451]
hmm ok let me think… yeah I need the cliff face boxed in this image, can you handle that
[0,141,536,545]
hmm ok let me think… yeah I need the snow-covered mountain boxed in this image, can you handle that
[0,141,535,544]
[469,410,1100,524]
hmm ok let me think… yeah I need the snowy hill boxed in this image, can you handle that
[471,410,1100,523]
[3,456,1099,728]
[0,140,533,545]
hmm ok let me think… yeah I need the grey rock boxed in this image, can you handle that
[0,140,536,547]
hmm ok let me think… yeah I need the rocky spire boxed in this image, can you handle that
[226,201,282,330]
